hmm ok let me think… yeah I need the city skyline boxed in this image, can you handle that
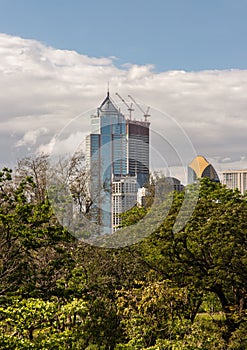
[0,2,247,183]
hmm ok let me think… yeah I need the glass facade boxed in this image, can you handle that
[127,121,149,187]
[86,93,150,233]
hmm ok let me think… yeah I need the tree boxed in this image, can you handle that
[0,167,75,299]
[0,163,150,349]
[2,160,247,349]
[15,154,49,203]
[137,178,247,345]
[117,279,202,348]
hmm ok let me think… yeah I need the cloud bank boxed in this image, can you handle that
[0,33,247,181]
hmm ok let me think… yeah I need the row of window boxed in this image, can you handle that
[112,182,137,193]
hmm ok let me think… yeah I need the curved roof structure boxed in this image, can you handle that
[189,155,210,178]
[188,155,219,183]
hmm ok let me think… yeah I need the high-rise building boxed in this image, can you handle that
[188,155,219,184]
[112,175,138,231]
[86,92,150,233]
[222,169,247,195]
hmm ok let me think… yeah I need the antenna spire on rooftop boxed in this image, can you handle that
[107,81,110,97]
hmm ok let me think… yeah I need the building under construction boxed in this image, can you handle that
[86,92,150,233]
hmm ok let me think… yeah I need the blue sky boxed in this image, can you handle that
[1,0,247,72]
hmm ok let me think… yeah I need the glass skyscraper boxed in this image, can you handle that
[86,92,150,233]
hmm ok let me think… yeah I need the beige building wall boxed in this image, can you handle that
[222,170,247,195]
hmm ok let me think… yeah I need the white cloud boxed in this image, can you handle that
[15,127,49,147]
[0,33,247,178]
[125,64,155,80]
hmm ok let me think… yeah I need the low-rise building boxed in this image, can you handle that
[222,169,247,195]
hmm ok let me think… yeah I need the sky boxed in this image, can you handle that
[0,0,247,183]
[1,0,247,71]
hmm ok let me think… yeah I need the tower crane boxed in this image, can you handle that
[128,95,150,122]
[115,93,134,120]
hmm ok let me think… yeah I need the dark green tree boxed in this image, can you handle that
[0,167,74,299]
[136,178,247,345]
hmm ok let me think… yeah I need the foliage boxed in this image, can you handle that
[119,206,147,228]
[137,178,247,345]
[0,167,74,299]
[0,165,247,349]
[117,280,199,348]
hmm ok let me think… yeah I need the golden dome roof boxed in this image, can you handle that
[188,156,210,178]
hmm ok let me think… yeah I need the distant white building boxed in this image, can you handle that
[137,187,149,207]
[112,175,138,232]
[222,169,247,195]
